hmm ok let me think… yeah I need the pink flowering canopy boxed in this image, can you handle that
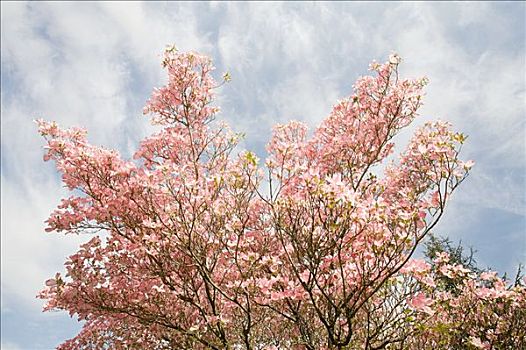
[38,47,525,349]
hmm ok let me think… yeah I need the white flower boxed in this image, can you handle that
[389,53,401,65]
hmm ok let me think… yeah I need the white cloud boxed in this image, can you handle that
[1,175,88,308]
[1,340,23,350]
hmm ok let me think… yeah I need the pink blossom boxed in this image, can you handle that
[34,47,525,350]
[408,292,434,315]
[469,336,490,349]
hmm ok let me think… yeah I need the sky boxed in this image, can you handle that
[1,1,525,349]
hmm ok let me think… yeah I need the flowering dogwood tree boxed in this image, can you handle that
[38,47,525,349]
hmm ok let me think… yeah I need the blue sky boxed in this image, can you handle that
[1,2,525,349]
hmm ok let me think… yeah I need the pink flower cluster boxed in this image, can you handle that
[37,47,524,350]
